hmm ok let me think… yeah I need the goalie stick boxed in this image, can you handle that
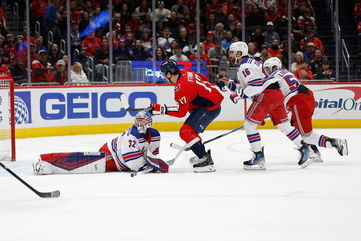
[0,162,60,198]
[170,126,244,151]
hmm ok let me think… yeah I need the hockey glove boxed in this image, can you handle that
[216,78,237,92]
[149,104,167,115]
[145,155,169,173]
[230,89,248,104]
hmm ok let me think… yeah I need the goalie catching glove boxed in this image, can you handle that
[145,155,169,173]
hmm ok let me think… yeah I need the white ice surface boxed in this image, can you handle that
[0,129,360,241]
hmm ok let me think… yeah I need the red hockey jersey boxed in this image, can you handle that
[167,70,224,118]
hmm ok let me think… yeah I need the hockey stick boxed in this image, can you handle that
[170,126,244,151]
[130,143,189,177]
[119,93,151,112]
[0,162,60,198]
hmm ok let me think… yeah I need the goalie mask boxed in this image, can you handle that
[134,110,153,134]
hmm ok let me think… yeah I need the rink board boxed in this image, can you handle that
[12,83,361,138]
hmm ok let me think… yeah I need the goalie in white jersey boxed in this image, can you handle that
[225,41,313,170]
[263,57,348,160]
[33,110,169,175]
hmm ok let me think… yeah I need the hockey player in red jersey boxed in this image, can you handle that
[33,111,169,175]
[148,60,224,173]
[263,57,348,160]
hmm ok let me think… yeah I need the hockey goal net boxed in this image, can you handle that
[0,76,15,161]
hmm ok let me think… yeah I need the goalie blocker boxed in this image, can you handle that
[33,111,169,175]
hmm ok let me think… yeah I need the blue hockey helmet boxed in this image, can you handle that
[134,110,153,134]
[160,59,180,76]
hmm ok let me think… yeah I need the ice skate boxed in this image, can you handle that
[310,145,323,163]
[243,147,266,170]
[193,150,216,173]
[297,141,313,168]
[328,138,348,156]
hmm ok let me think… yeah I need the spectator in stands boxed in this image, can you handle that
[300,30,324,55]
[294,0,314,19]
[43,0,59,33]
[166,40,178,58]
[131,39,147,61]
[248,42,259,58]
[15,35,27,59]
[135,0,151,22]
[268,39,283,57]
[314,60,332,80]
[297,7,316,31]
[171,0,189,15]
[141,28,152,51]
[265,5,281,24]
[30,0,48,31]
[70,62,88,83]
[35,35,47,53]
[246,4,266,27]
[119,3,131,26]
[155,47,168,61]
[263,21,280,47]
[69,21,81,61]
[48,59,67,84]
[176,26,189,49]
[165,11,183,33]
[222,31,233,51]
[9,56,27,84]
[74,46,91,76]
[354,0,361,22]
[309,48,325,76]
[170,44,189,61]
[82,31,101,57]
[208,41,226,65]
[155,1,170,21]
[189,43,211,65]
[214,23,225,42]
[250,26,265,50]
[4,33,15,64]
[94,37,110,81]
[303,42,316,63]
[358,22,361,53]
[47,43,63,66]
[125,32,135,49]
[114,39,131,61]
[0,5,7,37]
[203,31,215,53]
[260,44,271,62]
[0,57,11,76]
[78,11,91,33]
[206,0,218,17]
[291,51,306,73]
[158,27,175,51]
[224,14,237,31]
[31,50,50,83]
[204,13,217,34]
[294,62,313,80]
[0,34,5,57]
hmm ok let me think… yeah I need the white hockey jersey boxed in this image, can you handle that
[237,57,276,97]
[106,126,161,172]
[264,69,301,104]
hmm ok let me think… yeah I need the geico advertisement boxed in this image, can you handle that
[13,85,244,128]
[306,84,361,119]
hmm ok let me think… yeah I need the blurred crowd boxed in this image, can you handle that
[0,0,332,84]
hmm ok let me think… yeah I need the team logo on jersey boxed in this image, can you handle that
[14,91,32,124]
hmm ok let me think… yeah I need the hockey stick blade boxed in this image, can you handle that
[0,162,60,199]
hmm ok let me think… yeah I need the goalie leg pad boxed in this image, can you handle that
[38,152,106,174]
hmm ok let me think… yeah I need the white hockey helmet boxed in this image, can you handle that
[135,110,153,134]
[229,41,248,59]
[263,57,282,73]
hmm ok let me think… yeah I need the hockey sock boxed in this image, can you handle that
[278,122,303,148]
[190,141,207,159]
[244,120,262,152]
[302,131,333,148]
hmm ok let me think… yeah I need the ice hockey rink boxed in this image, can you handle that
[0,128,360,241]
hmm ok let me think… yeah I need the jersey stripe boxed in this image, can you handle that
[111,138,130,171]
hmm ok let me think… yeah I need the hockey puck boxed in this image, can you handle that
[130,172,137,177]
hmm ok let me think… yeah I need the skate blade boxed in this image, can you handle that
[341,139,348,156]
[299,158,314,168]
[243,164,266,170]
[311,157,323,163]
[193,165,216,173]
